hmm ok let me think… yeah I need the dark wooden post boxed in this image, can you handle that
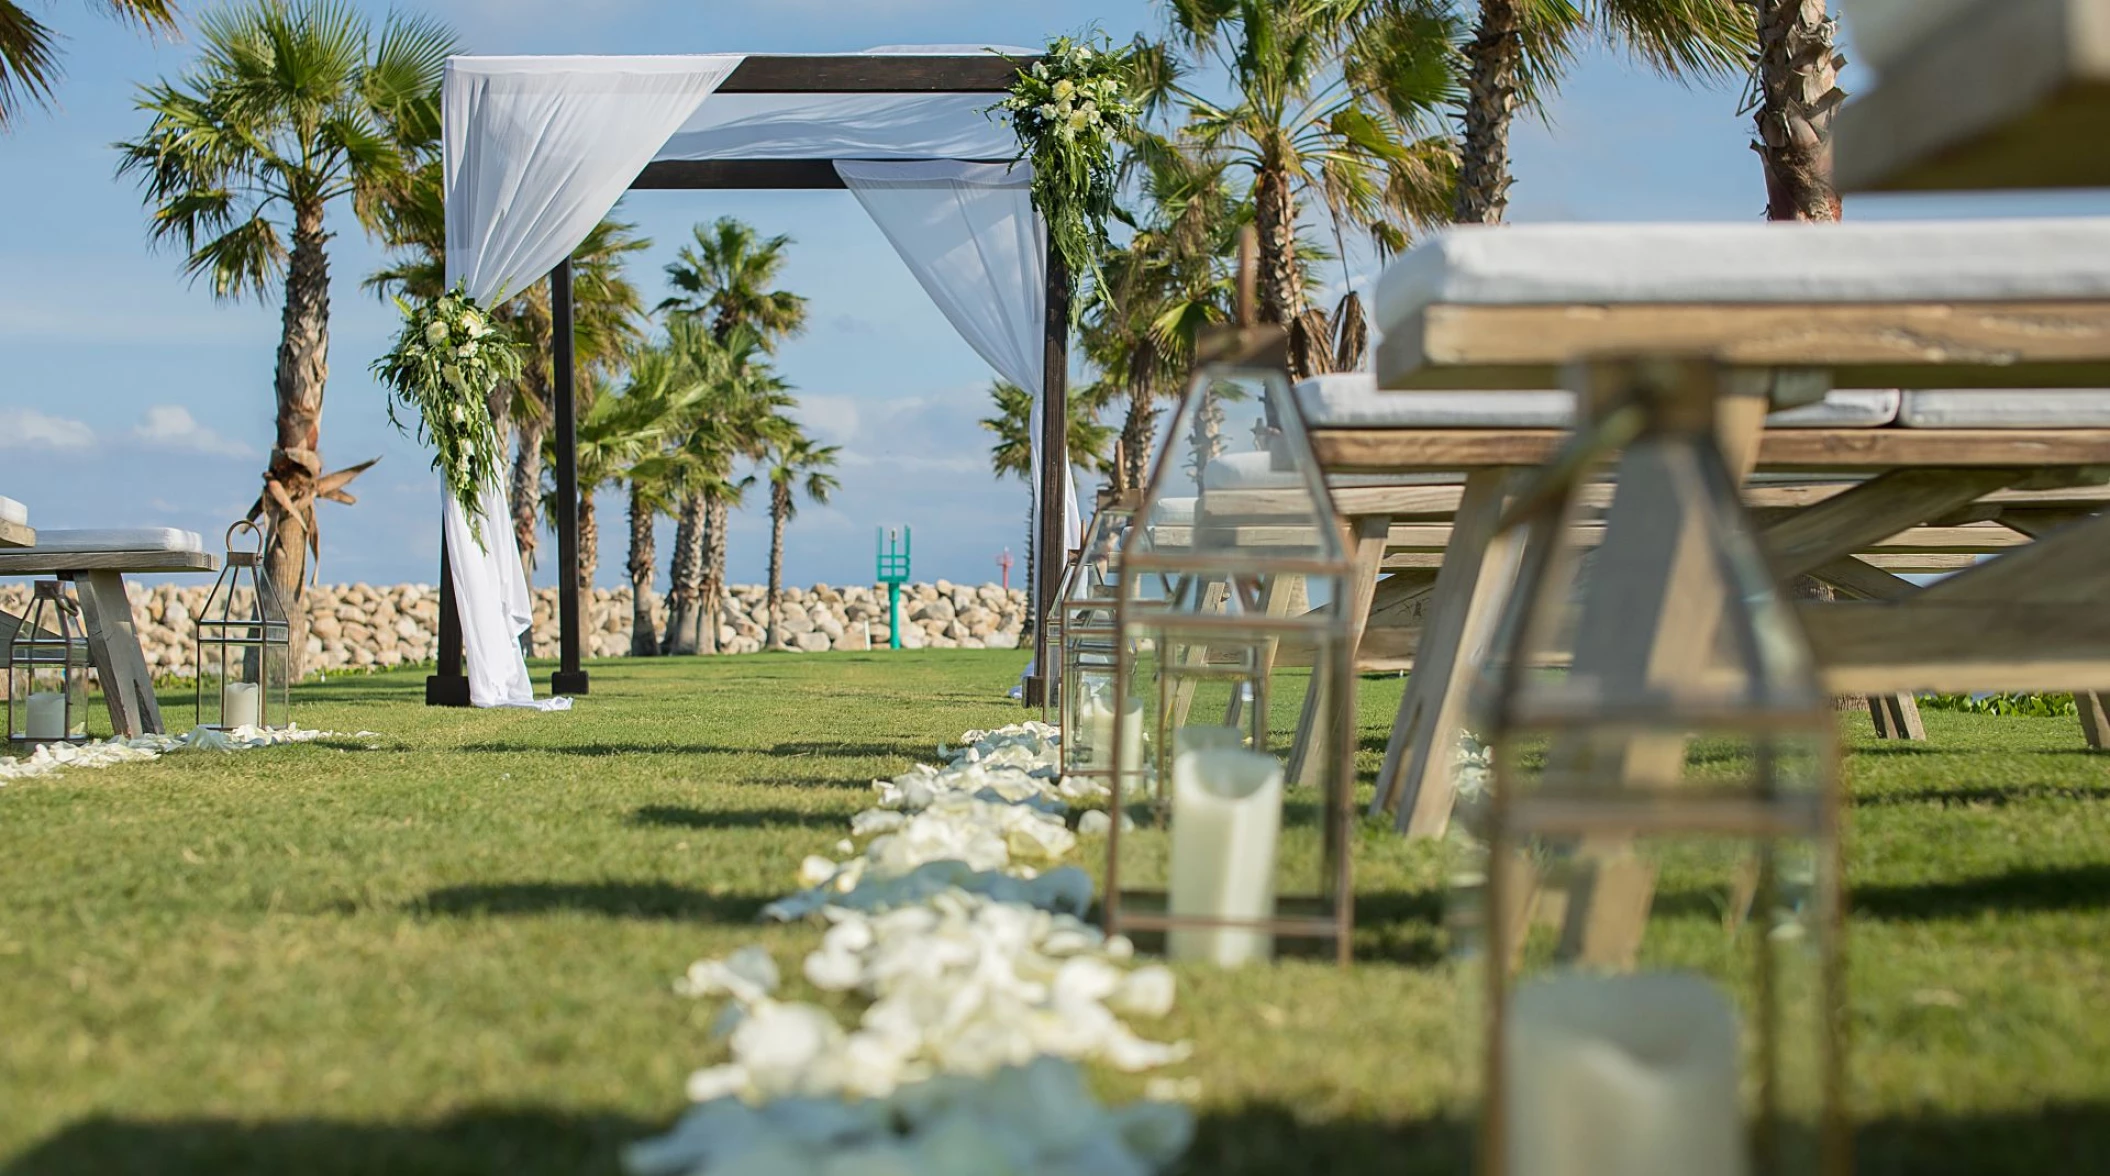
[1024,248,1069,707]
[425,534,470,706]
[550,257,589,696]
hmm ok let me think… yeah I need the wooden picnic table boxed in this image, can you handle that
[0,548,219,737]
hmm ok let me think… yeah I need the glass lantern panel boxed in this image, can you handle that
[1481,431,1827,758]
[1110,361,1355,961]
[8,589,90,741]
[198,557,294,730]
[1453,768,1840,1176]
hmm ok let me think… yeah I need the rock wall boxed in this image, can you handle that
[0,581,1030,676]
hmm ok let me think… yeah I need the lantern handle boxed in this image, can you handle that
[225,518,265,557]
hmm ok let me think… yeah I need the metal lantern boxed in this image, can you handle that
[6,580,91,744]
[1054,496,1138,774]
[1040,543,1081,726]
[195,521,292,731]
[1461,359,1846,1176]
[1103,325,1357,967]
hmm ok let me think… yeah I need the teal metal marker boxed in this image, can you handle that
[875,526,912,650]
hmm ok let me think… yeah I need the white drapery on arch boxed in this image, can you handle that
[836,160,1081,554]
[440,51,1070,707]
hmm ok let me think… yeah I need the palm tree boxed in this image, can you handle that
[659,219,809,653]
[657,318,795,654]
[981,378,1116,630]
[0,1,176,128]
[505,216,652,569]
[762,433,842,649]
[1082,137,1242,490]
[541,368,690,610]
[1450,0,1751,224]
[1157,1,1459,376]
[119,0,453,668]
[603,337,710,657]
[1751,0,1845,222]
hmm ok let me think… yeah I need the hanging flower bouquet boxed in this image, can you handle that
[372,287,524,548]
[994,35,1143,290]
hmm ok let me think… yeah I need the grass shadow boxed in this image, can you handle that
[1857,782,2110,809]
[3,1108,654,1176]
[628,805,843,831]
[458,740,915,762]
[1852,865,2110,922]
[407,881,768,924]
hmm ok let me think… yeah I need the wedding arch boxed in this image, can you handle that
[427,49,1077,710]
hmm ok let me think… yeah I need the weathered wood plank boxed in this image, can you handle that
[1835,0,2110,192]
[718,54,1033,94]
[0,551,216,575]
[0,518,31,549]
[1314,426,2110,473]
[1377,301,2110,391]
[1762,469,2025,576]
[1810,601,2110,694]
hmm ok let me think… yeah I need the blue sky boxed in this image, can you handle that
[3,1,2107,591]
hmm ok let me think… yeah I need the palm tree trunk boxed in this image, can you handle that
[1120,389,1155,492]
[578,490,598,604]
[702,495,729,655]
[1456,0,1525,225]
[262,198,330,677]
[627,482,658,657]
[510,404,547,574]
[1251,162,1304,330]
[1753,0,1846,222]
[1755,0,1848,619]
[663,493,706,654]
[767,482,789,649]
[1021,497,1037,643]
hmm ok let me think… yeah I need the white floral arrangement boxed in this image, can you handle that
[372,287,525,546]
[994,35,1143,288]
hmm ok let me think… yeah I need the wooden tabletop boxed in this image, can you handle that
[0,550,218,575]
[1311,427,2110,474]
[1837,0,2110,192]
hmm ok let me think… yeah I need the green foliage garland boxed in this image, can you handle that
[372,286,525,548]
[994,35,1143,293]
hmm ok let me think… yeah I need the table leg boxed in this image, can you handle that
[73,571,163,737]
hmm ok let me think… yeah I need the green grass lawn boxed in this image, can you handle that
[2,652,2107,1173]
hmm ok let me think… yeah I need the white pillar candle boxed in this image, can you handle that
[222,681,262,729]
[1082,695,1145,785]
[1167,747,1283,967]
[1174,725,1245,757]
[24,691,66,741]
[1507,972,1748,1176]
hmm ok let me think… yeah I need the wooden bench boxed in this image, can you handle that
[0,545,219,738]
[1360,217,2110,964]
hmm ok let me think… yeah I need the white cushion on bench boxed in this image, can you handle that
[1295,374,1899,429]
[1375,219,2110,324]
[31,528,205,554]
[0,497,24,526]
[1764,389,1900,428]
[1151,497,1197,526]
[1897,389,2110,428]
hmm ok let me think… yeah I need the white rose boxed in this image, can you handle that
[1052,79,1074,101]
[457,341,478,359]
[424,319,449,345]
[460,310,483,334]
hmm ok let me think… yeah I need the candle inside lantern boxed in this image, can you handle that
[1174,724,1244,756]
[1083,695,1144,787]
[221,681,262,729]
[24,691,67,741]
[1507,972,1748,1176]
[1167,747,1283,967]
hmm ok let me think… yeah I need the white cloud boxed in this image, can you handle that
[0,408,95,450]
[130,405,252,458]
